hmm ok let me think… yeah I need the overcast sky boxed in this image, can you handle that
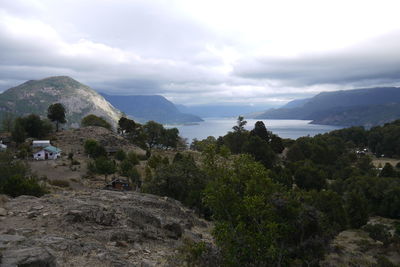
[1,0,400,106]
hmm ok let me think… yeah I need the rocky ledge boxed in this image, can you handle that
[0,190,217,266]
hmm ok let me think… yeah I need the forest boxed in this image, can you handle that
[1,113,400,266]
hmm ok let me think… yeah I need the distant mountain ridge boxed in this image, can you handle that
[176,104,271,118]
[0,76,122,128]
[101,94,203,124]
[255,87,400,127]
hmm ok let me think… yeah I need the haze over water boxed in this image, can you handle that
[169,118,343,142]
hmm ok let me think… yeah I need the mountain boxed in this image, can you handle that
[176,104,272,118]
[255,87,400,127]
[280,98,311,109]
[101,94,203,124]
[0,76,122,128]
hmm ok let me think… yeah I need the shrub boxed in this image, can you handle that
[115,149,126,161]
[1,176,48,197]
[362,224,392,246]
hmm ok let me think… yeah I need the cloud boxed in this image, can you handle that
[234,31,400,88]
[2,0,400,105]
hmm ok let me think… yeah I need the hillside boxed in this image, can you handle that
[0,76,122,128]
[0,190,215,266]
[101,94,203,124]
[255,87,400,127]
[176,104,270,118]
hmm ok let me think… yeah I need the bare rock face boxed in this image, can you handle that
[0,190,215,266]
[1,247,56,267]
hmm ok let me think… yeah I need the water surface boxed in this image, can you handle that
[167,118,343,142]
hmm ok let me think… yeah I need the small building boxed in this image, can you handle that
[0,141,7,152]
[32,140,51,148]
[33,145,62,160]
[104,179,131,191]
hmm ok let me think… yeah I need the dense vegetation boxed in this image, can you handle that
[81,114,112,130]
[0,152,47,197]
[144,117,400,266]
[2,104,400,265]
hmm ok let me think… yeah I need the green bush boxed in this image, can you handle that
[362,224,392,246]
[1,176,47,197]
[114,149,126,161]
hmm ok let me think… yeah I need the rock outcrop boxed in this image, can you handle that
[0,190,215,266]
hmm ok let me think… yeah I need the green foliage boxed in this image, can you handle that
[190,136,217,151]
[81,114,112,130]
[143,121,180,149]
[379,163,397,177]
[345,191,369,228]
[119,152,139,177]
[1,112,14,132]
[305,190,348,234]
[294,161,327,191]
[232,116,247,133]
[47,103,66,131]
[128,167,141,187]
[243,135,276,168]
[175,238,210,267]
[84,139,107,158]
[11,119,26,144]
[11,114,53,141]
[0,152,47,197]
[118,117,137,134]
[144,154,209,215]
[147,154,165,169]
[362,224,392,246]
[114,149,126,161]
[204,155,330,266]
[91,157,116,182]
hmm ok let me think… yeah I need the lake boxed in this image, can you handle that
[167,118,343,142]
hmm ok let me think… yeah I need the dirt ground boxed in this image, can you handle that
[372,157,400,167]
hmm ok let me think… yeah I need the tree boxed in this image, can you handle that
[84,139,107,158]
[143,121,164,148]
[11,119,26,144]
[345,191,369,228]
[294,161,326,191]
[118,117,136,134]
[21,114,52,138]
[243,135,276,168]
[81,114,112,130]
[204,155,329,266]
[94,157,116,183]
[250,121,270,141]
[162,128,179,149]
[1,112,14,132]
[232,116,247,133]
[47,103,66,131]
[379,163,397,177]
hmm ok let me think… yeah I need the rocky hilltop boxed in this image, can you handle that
[0,189,217,267]
[0,76,122,128]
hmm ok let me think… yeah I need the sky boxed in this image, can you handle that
[1,0,400,107]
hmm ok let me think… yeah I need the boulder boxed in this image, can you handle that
[0,247,56,267]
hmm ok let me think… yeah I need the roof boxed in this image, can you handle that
[43,145,61,153]
[33,140,50,144]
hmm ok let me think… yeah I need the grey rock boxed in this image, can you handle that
[0,208,7,216]
[163,222,183,239]
[0,247,56,267]
[0,234,25,244]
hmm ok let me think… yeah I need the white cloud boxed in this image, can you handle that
[1,0,400,105]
